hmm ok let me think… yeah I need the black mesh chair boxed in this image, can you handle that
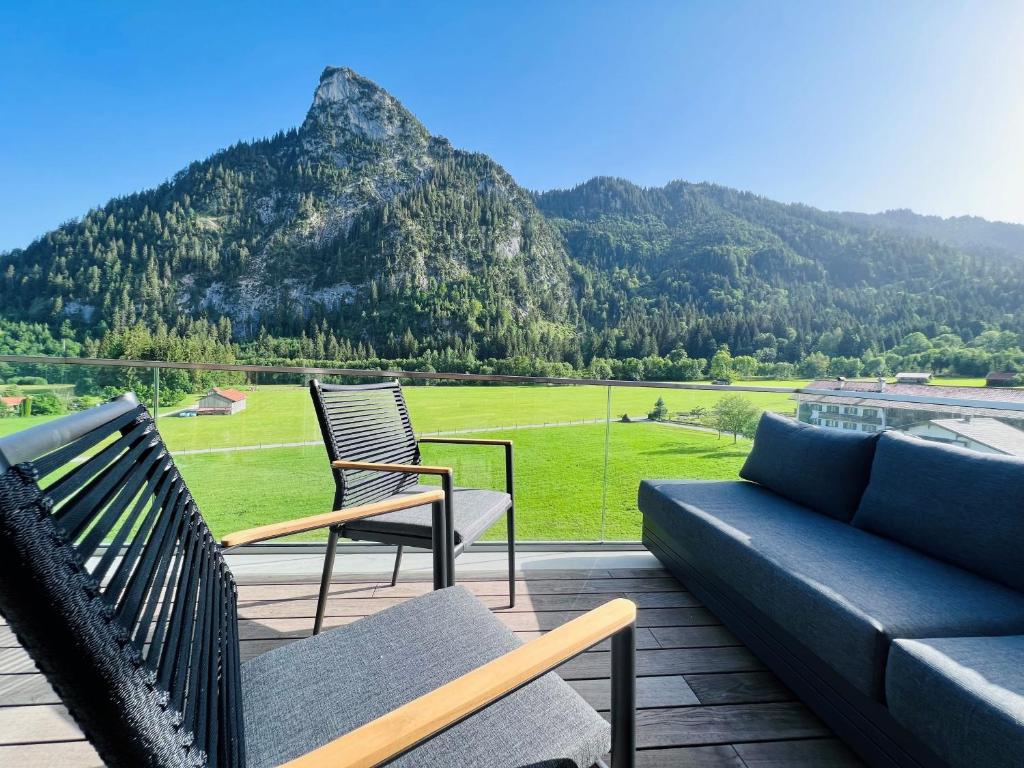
[309,379,517,633]
[0,395,637,768]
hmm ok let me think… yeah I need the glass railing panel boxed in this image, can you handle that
[0,359,153,436]
[406,380,612,541]
[602,384,802,540]
[165,369,334,542]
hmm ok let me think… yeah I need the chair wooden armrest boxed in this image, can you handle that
[331,459,452,476]
[282,598,638,768]
[417,437,513,447]
[220,489,446,548]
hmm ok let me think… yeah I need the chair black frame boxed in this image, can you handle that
[0,395,637,768]
[309,379,516,634]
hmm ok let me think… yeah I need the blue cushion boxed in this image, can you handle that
[640,480,1024,700]
[853,431,1024,592]
[887,636,1024,768]
[740,412,879,521]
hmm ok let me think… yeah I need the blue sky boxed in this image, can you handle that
[2,1,1022,252]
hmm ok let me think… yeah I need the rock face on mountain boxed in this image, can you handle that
[2,68,1023,365]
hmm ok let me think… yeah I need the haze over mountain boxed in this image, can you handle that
[833,208,1024,263]
[2,67,1022,370]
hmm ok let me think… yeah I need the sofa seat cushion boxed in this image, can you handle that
[854,431,1024,593]
[242,585,610,768]
[887,636,1024,768]
[639,479,1024,700]
[341,484,510,546]
[740,411,879,521]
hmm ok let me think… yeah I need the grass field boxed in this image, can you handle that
[141,382,801,452]
[176,421,751,542]
[0,375,1000,541]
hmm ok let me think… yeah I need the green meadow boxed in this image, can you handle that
[158,383,788,541]
[0,376,997,541]
[142,381,801,452]
[175,420,753,542]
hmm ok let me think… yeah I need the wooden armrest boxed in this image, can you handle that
[220,489,446,548]
[282,598,637,768]
[417,437,513,447]
[332,459,452,476]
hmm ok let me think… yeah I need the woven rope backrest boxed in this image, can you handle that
[309,380,421,509]
[0,398,244,767]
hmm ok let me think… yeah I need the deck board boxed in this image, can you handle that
[0,562,863,765]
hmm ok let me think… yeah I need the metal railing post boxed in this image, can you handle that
[152,367,160,421]
[600,386,612,542]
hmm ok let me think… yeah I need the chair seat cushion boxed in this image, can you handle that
[341,484,510,545]
[241,585,609,768]
[886,636,1024,768]
[639,480,1024,700]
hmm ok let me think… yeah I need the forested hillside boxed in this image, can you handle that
[537,177,1024,365]
[836,208,1024,263]
[2,68,1023,381]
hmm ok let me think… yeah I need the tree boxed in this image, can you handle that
[731,355,759,379]
[799,351,831,378]
[29,392,65,416]
[710,395,759,443]
[648,396,669,421]
[709,346,733,382]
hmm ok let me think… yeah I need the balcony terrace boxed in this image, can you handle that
[1,549,862,767]
[1,356,1023,767]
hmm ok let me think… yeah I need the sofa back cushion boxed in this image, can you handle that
[739,412,879,522]
[853,431,1024,592]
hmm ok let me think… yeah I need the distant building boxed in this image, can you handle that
[797,379,1024,436]
[986,371,1020,388]
[907,417,1024,457]
[895,372,932,385]
[195,388,247,416]
[1,396,26,415]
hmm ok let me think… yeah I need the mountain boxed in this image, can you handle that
[535,177,1024,361]
[834,208,1024,263]
[2,68,1023,371]
[0,67,575,361]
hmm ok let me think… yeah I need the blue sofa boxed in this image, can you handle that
[639,413,1024,768]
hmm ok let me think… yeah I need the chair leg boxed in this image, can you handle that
[390,545,404,587]
[507,505,516,608]
[313,527,340,636]
[611,624,637,768]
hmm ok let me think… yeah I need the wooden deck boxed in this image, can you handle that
[0,563,864,767]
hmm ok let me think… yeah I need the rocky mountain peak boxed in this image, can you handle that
[305,66,426,143]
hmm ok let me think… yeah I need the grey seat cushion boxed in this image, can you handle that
[242,585,609,768]
[341,484,510,545]
[639,479,1024,700]
[887,636,1024,768]
[740,411,879,521]
[853,431,1024,592]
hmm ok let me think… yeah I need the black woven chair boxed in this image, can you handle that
[309,379,517,633]
[0,395,637,768]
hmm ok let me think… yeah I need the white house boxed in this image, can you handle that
[895,372,932,385]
